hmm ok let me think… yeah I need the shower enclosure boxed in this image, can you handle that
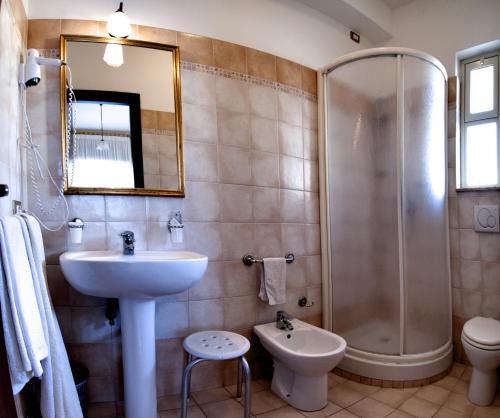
[319,48,452,381]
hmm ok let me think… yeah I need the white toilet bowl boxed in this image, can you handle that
[254,319,346,411]
[461,316,500,406]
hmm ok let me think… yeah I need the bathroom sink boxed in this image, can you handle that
[59,250,208,418]
[60,250,208,298]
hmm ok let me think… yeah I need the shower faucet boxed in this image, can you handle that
[276,311,294,331]
[120,231,135,255]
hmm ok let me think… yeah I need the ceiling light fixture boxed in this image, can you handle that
[107,2,131,38]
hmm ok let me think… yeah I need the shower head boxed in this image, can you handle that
[19,48,66,88]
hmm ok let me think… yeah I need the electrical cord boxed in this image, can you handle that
[20,64,76,232]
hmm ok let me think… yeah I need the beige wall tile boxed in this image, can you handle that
[277,57,302,90]
[280,156,304,191]
[253,187,280,223]
[216,76,249,113]
[182,103,217,143]
[188,299,224,332]
[251,117,278,153]
[181,70,216,107]
[61,19,100,36]
[247,48,277,82]
[482,262,500,292]
[178,32,213,66]
[220,184,253,222]
[303,128,318,161]
[184,222,222,261]
[302,98,318,130]
[281,224,306,256]
[223,261,258,297]
[217,110,251,148]
[280,189,305,223]
[249,84,278,119]
[189,262,225,300]
[220,146,252,185]
[251,151,279,187]
[278,92,302,127]
[279,122,303,158]
[224,295,256,330]
[302,67,318,95]
[136,25,177,45]
[213,39,247,73]
[184,141,218,182]
[222,223,254,261]
[155,300,188,339]
[184,181,220,222]
[105,196,147,221]
[459,229,480,260]
[460,260,482,291]
[254,223,282,258]
[28,19,61,48]
[479,233,500,262]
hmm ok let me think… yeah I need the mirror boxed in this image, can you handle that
[60,35,184,196]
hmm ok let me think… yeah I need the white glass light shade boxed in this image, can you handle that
[103,43,124,67]
[107,10,131,38]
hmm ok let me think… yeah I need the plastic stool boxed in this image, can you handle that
[181,331,251,418]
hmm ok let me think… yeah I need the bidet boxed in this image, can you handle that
[254,319,346,411]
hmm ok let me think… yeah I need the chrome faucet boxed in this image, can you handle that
[120,231,135,255]
[276,310,294,331]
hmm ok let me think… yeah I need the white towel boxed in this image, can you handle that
[20,214,83,418]
[258,257,286,305]
[0,216,48,381]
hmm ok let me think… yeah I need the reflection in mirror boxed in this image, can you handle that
[61,36,184,196]
[70,90,143,189]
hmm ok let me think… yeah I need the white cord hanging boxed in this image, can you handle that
[20,64,77,232]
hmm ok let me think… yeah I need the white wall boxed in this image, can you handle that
[28,0,373,69]
[383,0,500,75]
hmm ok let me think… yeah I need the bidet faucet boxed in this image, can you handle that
[276,310,294,331]
[120,231,135,255]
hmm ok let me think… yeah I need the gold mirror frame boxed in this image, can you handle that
[60,34,185,197]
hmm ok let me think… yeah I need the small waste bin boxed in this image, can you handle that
[71,361,89,418]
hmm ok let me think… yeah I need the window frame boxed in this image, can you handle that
[459,49,500,190]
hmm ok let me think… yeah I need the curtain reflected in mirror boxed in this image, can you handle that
[70,103,135,188]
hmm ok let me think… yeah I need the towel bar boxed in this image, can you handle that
[242,253,294,266]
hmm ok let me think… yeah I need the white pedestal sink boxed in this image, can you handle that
[60,250,208,418]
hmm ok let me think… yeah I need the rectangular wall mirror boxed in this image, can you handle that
[60,35,184,196]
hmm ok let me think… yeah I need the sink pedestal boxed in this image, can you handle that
[120,298,157,418]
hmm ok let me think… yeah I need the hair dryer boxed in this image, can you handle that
[19,48,66,87]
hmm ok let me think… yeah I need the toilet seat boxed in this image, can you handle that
[462,317,500,350]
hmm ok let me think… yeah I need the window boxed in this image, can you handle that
[460,50,500,189]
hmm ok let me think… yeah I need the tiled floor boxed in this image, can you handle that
[153,363,500,418]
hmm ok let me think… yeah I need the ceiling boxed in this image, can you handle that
[382,0,415,10]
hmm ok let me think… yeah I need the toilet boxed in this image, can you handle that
[253,319,346,411]
[461,316,500,406]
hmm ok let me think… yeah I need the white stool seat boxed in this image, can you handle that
[183,331,250,360]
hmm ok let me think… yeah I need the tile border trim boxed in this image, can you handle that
[39,49,318,103]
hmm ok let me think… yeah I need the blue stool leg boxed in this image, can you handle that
[236,358,243,398]
[181,358,205,418]
[186,353,193,399]
[240,356,251,418]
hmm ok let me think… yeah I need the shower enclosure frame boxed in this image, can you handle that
[318,47,453,381]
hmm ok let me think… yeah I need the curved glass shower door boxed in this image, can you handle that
[327,56,401,355]
[326,53,450,358]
